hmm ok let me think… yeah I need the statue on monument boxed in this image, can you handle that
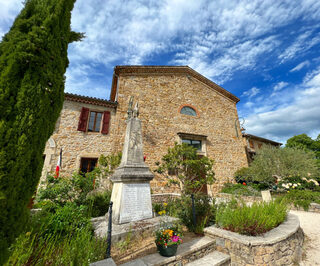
[110,96,154,224]
[127,96,134,119]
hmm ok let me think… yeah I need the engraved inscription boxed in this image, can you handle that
[120,183,152,223]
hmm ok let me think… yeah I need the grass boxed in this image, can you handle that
[277,190,320,211]
[216,199,288,236]
[220,183,261,197]
[6,226,107,265]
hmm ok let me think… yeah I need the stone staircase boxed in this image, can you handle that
[119,236,230,266]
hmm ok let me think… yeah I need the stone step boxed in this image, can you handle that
[185,251,230,266]
[120,236,215,266]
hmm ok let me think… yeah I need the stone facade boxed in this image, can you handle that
[42,66,249,193]
[204,214,304,265]
[41,98,116,181]
[243,133,282,164]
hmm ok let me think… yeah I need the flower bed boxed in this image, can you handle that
[204,213,304,265]
[215,200,287,236]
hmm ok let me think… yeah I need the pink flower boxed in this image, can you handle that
[171,236,180,242]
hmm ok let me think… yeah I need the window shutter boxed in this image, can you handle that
[77,107,89,132]
[101,111,111,134]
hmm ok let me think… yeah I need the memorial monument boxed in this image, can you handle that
[110,97,154,224]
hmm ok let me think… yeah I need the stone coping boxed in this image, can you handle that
[91,215,178,242]
[204,213,299,246]
[217,192,262,201]
[152,193,181,196]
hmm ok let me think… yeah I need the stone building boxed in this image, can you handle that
[243,133,282,164]
[42,66,250,194]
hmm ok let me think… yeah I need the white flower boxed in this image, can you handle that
[288,183,292,186]
[282,184,286,187]
[297,183,301,186]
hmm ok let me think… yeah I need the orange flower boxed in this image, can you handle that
[163,229,173,237]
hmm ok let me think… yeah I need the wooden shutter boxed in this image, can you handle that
[77,107,89,132]
[101,111,111,134]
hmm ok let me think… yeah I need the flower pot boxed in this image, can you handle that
[157,244,178,257]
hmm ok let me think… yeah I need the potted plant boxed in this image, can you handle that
[155,226,182,257]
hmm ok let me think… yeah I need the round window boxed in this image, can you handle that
[180,106,197,116]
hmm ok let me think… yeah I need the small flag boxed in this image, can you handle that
[55,148,62,178]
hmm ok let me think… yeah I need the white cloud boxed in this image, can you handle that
[1,0,320,95]
[279,31,320,63]
[242,87,260,98]
[244,67,320,143]
[273,81,288,92]
[290,60,310,72]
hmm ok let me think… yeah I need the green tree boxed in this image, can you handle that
[0,0,82,262]
[286,133,320,167]
[286,133,314,149]
[248,145,319,185]
[155,143,215,194]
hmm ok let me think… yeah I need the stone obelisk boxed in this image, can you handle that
[110,97,154,224]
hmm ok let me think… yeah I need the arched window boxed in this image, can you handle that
[180,106,197,116]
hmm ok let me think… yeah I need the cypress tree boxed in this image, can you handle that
[0,0,83,262]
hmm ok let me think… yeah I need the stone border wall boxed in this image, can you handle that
[290,202,320,213]
[216,193,262,204]
[217,193,320,213]
[204,214,304,265]
[151,193,181,203]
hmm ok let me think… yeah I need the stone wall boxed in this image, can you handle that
[41,100,116,181]
[42,68,249,194]
[151,193,181,203]
[204,214,304,265]
[112,73,248,194]
[217,193,320,213]
[289,202,320,213]
[216,192,263,203]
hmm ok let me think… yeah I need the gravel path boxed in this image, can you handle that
[290,210,320,266]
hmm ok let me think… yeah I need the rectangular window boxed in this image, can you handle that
[182,139,202,150]
[80,158,98,174]
[249,140,254,149]
[88,111,103,132]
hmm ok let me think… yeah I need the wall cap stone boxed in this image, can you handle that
[204,213,300,246]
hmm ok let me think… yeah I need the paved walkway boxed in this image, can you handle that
[290,210,320,266]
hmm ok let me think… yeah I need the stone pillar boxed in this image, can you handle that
[110,101,154,224]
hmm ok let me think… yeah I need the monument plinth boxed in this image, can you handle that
[110,99,154,224]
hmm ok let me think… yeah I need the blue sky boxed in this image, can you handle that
[1,0,320,144]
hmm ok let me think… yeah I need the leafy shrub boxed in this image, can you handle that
[278,176,320,192]
[278,190,320,210]
[36,175,74,207]
[45,202,91,236]
[220,183,260,196]
[165,198,181,217]
[36,171,112,213]
[216,200,288,236]
[86,190,111,217]
[247,145,319,185]
[152,198,181,217]
[177,193,215,234]
[36,172,95,207]
[155,143,215,194]
[234,167,252,183]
